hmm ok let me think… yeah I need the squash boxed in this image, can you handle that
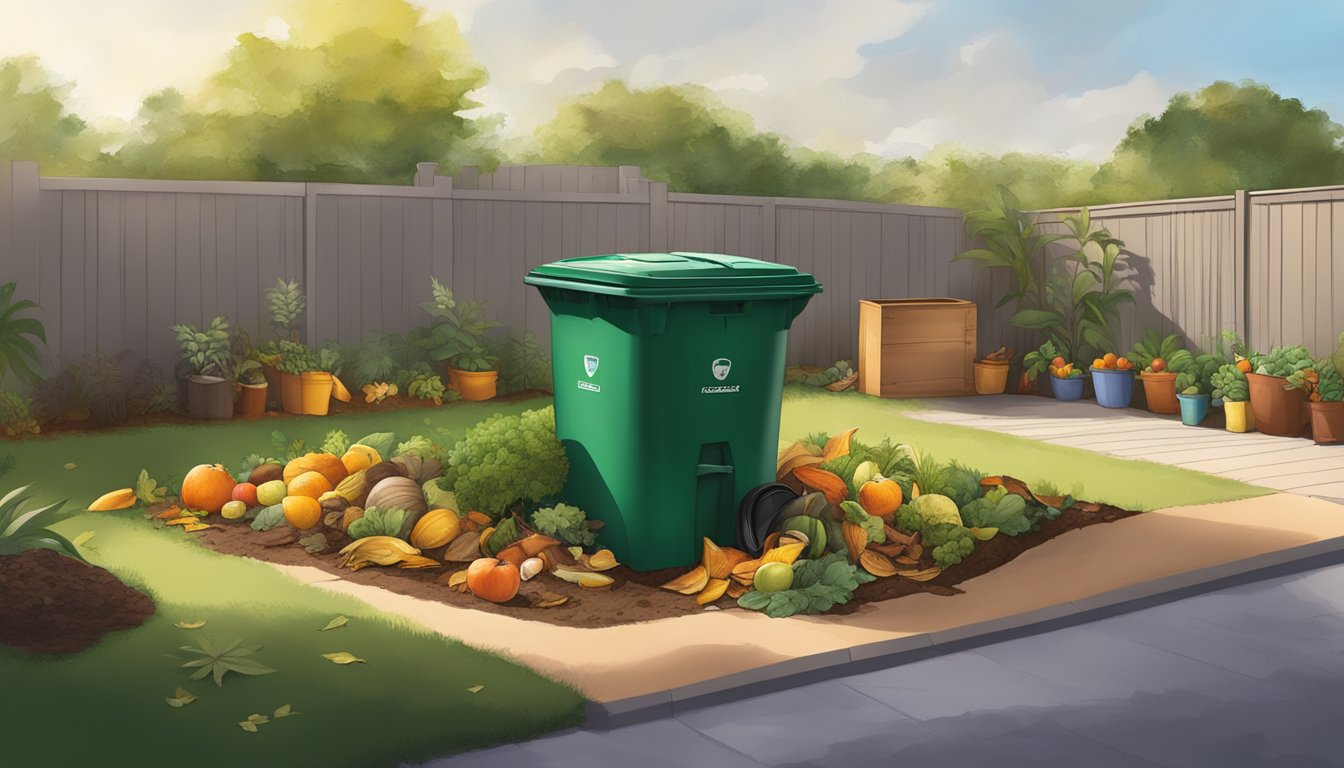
[181,464,237,514]
[340,506,365,534]
[410,508,462,550]
[333,470,368,504]
[792,466,848,506]
[283,453,348,487]
[465,557,521,603]
[364,476,428,534]
[282,495,322,530]
[287,470,333,500]
[363,461,407,491]
[859,476,903,518]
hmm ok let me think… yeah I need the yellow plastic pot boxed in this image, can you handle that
[1224,400,1255,433]
[447,368,498,401]
[299,371,334,415]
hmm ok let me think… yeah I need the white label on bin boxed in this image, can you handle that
[584,354,599,377]
[702,385,740,394]
[578,381,600,392]
[712,358,732,380]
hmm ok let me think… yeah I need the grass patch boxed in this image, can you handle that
[779,387,1270,511]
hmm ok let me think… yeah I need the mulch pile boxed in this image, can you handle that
[0,549,156,654]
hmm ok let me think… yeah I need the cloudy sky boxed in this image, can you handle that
[2,0,1341,161]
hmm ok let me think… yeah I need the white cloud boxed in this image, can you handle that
[525,32,617,84]
[703,73,769,93]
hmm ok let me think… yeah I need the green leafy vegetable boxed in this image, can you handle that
[530,503,598,548]
[439,406,568,518]
[736,553,876,618]
[250,503,286,532]
[958,486,1031,535]
[178,637,277,687]
[321,430,350,456]
[840,500,886,544]
[394,435,442,462]
[941,462,985,508]
[347,507,410,540]
[353,432,398,462]
[922,523,976,569]
[484,517,519,555]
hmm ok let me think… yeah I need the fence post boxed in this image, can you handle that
[1233,189,1250,345]
[649,181,668,251]
[618,165,641,194]
[304,184,318,345]
[415,162,439,187]
[762,198,777,261]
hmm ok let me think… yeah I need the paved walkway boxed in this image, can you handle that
[430,561,1344,767]
[907,395,1344,501]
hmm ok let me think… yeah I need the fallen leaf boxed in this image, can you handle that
[467,684,484,694]
[165,687,197,707]
[183,523,212,533]
[660,565,708,595]
[63,463,76,470]
[238,721,258,733]
[820,427,859,462]
[859,550,897,578]
[696,578,729,605]
[531,590,569,608]
[824,372,858,392]
[246,713,269,725]
[761,531,781,553]
[701,537,729,579]
[165,517,197,526]
[396,554,442,569]
[273,704,296,718]
[71,531,96,549]
[175,620,206,630]
[445,570,469,592]
[153,505,183,520]
[896,567,942,582]
[843,521,868,562]
[299,532,329,554]
[775,442,825,482]
[761,541,806,566]
[552,568,614,588]
[322,652,366,665]
[319,616,348,632]
[726,582,748,599]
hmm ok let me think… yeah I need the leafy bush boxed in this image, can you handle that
[959,486,1030,534]
[0,392,39,436]
[407,371,450,405]
[0,281,48,385]
[172,315,233,378]
[1210,363,1249,402]
[321,430,350,456]
[785,360,854,387]
[1022,340,1060,382]
[420,277,501,372]
[941,462,985,508]
[1315,359,1344,402]
[348,332,400,387]
[1254,344,1313,378]
[29,361,86,423]
[530,503,598,549]
[82,351,132,427]
[272,340,318,374]
[439,406,569,519]
[489,332,553,395]
[394,435,444,463]
[128,358,178,416]
[736,552,875,618]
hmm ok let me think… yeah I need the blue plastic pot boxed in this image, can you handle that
[1090,368,1135,409]
[1177,393,1211,426]
[1050,375,1085,401]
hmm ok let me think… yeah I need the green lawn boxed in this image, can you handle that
[0,387,1269,766]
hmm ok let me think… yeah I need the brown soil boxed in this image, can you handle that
[0,388,553,442]
[0,548,156,653]
[193,501,1138,628]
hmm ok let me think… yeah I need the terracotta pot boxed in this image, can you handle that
[1139,371,1179,414]
[262,363,282,408]
[1246,373,1306,437]
[299,371,334,415]
[973,360,1010,395]
[186,375,233,419]
[448,368,498,401]
[237,382,268,417]
[279,371,303,414]
[1306,401,1344,444]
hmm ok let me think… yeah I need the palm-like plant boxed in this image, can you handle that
[956,187,1067,318]
[0,484,83,561]
[0,282,48,385]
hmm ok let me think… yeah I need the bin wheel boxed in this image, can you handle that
[736,483,799,556]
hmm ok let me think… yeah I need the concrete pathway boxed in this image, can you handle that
[428,561,1344,767]
[907,395,1344,501]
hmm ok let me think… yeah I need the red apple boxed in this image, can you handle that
[232,482,259,508]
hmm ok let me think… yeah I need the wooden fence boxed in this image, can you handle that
[4,157,1342,383]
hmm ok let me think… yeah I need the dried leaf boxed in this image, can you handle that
[238,721,259,733]
[518,533,562,558]
[859,550,897,577]
[702,537,729,579]
[696,578,729,605]
[273,704,296,718]
[322,652,366,665]
[443,531,483,562]
[660,565,708,595]
[396,554,443,569]
[71,531,96,549]
[299,532,329,554]
[153,505,184,520]
[906,541,924,561]
[165,517,198,526]
[445,570,470,592]
[726,582,748,599]
[175,620,206,630]
[584,549,619,571]
[820,427,859,462]
[552,568,614,588]
[824,371,858,392]
[776,441,825,481]
[842,521,869,562]
[531,590,569,608]
[319,616,348,632]
[465,511,492,527]
[883,524,912,545]
[761,531,781,553]
[760,541,806,565]
[896,567,942,582]
[246,713,269,725]
[730,558,763,585]
[165,687,197,707]
[183,523,211,533]
[64,463,77,470]
[869,541,906,559]
[467,684,484,694]
[892,554,920,566]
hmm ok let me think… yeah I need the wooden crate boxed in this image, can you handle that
[857,298,976,398]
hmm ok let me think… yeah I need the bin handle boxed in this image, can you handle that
[695,463,735,477]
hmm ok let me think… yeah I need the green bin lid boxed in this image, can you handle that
[523,252,821,299]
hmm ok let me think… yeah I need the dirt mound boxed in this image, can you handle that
[0,549,156,654]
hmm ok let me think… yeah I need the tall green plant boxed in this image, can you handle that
[420,277,501,372]
[0,484,84,561]
[265,278,305,342]
[171,316,233,378]
[956,186,1067,319]
[0,282,47,385]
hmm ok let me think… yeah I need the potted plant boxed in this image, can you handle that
[1248,344,1313,437]
[234,355,267,417]
[1048,360,1086,401]
[299,345,348,416]
[273,340,315,415]
[1019,341,1060,396]
[1211,363,1254,433]
[171,316,234,419]
[1089,352,1136,408]
[1128,331,1192,415]
[1288,334,1344,444]
[420,277,501,401]
[973,347,1013,395]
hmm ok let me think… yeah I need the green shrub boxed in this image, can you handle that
[439,406,568,519]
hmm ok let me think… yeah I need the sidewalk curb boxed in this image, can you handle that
[583,535,1344,730]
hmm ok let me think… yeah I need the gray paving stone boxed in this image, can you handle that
[598,719,767,767]
[675,680,913,765]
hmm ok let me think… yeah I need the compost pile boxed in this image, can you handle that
[0,548,155,653]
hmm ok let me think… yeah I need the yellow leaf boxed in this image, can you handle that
[322,652,366,665]
[71,531,96,549]
[238,721,259,733]
[467,684,484,694]
[165,517,197,526]
[273,704,295,718]
[183,523,212,533]
[87,488,137,511]
[175,620,206,630]
[761,541,806,566]
[820,427,859,462]
[319,616,348,631]
[165,687,197,707]
[696,578,729,605]
[701,537,729,579]
[552,568,615,588]
[659,565,708,595]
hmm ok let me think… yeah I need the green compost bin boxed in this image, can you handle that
[524,252,822,571]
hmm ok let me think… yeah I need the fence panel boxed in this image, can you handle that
[1248,189,1344,356]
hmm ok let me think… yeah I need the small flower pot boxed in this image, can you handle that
[279,371,303,414]
[186,375,234,419]
[299,371,334,415]
[1306,401,1344,444]
[973,360,1010,395]
[1177,393,1211,426]
[262,363,283,409]
[237,382,268,418]
[1050,375,1085,401]
[1223,400,1255,433]
[1140,371,1179,414]
[448,368,498,401]
[1246,373,1306,437]
[1090,368,1134,409]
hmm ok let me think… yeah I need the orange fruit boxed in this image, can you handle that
[282,495,322,530]
[287,470,333,499]
[1092,358,1106,370]
[1051,356,1066,367]
[1103,353,1118,368]
[1117,357,1133,370]
[1150,357,1166,373]
[1236,358,1251,373]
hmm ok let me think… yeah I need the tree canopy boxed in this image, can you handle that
[0,56,102,173]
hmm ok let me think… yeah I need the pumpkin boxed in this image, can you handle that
[341,444,381,475]
[283,453,348,487]
[410,508,461,550]
[466,557,521,603]
[287,470,333,500]
[364,476,428,524]
[340,506,365,534]
[363,460,407,490]
[282,495,322,530]
[247,462,284,486]
[858,476,903,518]
[181,464,236,514]
[792,466,848,506]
